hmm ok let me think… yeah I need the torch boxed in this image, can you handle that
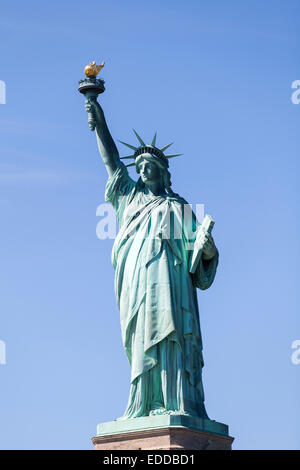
[78,61,105,131]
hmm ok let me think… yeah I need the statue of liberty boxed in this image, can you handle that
[84,96,219,421]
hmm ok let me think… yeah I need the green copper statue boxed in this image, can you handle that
[80,62,219,421]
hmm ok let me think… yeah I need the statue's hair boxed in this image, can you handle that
[161,167,177,197]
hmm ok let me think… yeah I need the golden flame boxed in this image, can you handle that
[84,61,105,77]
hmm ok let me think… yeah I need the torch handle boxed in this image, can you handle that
[84,91,99,132]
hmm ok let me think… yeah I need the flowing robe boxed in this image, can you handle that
[105,163,219,418]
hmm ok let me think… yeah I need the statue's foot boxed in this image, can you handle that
[165,410,191,416]
[149,407,167,416]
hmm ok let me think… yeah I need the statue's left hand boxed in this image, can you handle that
[202,234,217,260]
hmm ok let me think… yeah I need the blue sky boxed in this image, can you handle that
[0,0,299,450]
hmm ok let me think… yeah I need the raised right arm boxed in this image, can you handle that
[85,99,120,178]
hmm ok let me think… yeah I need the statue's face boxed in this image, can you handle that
[138,154,161,184]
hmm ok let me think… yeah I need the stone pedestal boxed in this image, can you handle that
[92,415,234,450]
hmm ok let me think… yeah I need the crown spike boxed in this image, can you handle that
[165,154,184,159]
[133,129,146,146]
[151,132,157,146]
[125,162,136,167]
[120,155,135,160]
[118,140,138,151]
[160,142,174,152]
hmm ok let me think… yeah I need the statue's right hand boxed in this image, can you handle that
[85,98,102,131]
[85,98,95,113]
[85,98,100,115]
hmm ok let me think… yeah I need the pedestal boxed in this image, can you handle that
[92,415,234,450]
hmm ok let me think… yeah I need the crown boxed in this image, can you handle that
[119,130,183,170]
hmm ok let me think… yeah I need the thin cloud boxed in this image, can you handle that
[0,118,73,138]
[0,165,96,185]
